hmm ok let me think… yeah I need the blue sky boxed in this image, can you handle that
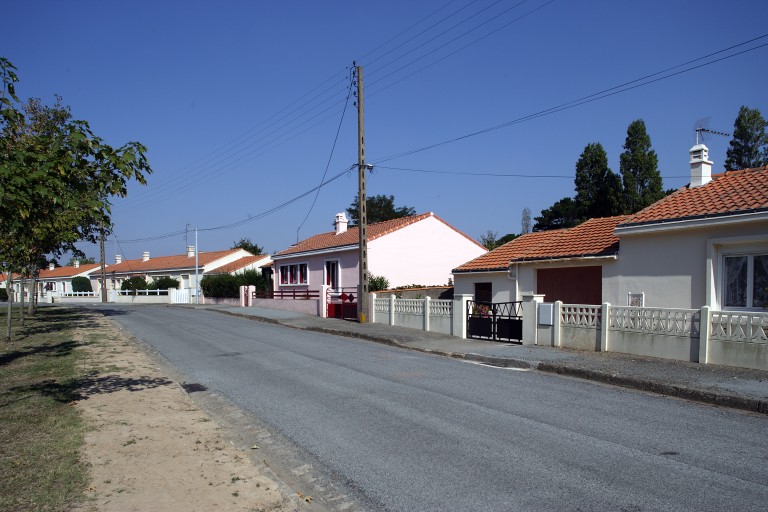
[4,0,767,261]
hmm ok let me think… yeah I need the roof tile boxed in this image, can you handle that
[454,216,628,272]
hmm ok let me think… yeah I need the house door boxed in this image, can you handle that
[325,261,339,289]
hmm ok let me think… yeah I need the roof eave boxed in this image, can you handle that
[616,210,768,235]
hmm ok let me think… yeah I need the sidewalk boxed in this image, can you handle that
[196,304,768,415]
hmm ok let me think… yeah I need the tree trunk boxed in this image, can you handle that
[27,270,37,317]
[5,272,12,341]
[19,276,25,326]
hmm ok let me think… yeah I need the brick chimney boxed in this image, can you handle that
[187,245,195,258]
[142,251,150,262]
[335,212,349,235]
[115,254,122,264]
[689,143,713,188]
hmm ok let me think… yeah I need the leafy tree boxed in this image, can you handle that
[497,233,519,246]
[346,194,416,225]
[0,58,151,330]
[724,106,768,170]
[71,276,93,293]
[478,230,498,250]
[232,237,263,255]
[521,207,532,234]
[533,197,579,231]
[121,276,147,291]
[619,120,664,214]
[67,256,97,266]
[574,142,623,219]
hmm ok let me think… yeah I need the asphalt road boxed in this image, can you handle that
[97,305,768,512]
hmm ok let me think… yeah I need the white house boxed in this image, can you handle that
[271,212,487,316]
[10,261,102,303]
[607,144,768,311]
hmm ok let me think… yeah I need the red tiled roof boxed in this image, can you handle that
[275,212,484,256]
[620,166,768,227]
[454,216,629,272]
[106,249,242,274]
[38,264,102,279]
[206,255,268,274]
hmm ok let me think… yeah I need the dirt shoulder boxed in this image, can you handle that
[73,311,302,512]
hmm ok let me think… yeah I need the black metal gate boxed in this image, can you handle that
[466,300,523,342]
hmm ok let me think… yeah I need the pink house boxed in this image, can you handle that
[271,212,487,316]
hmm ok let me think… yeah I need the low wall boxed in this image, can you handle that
[202,297,240,306]
[249,298,321,316]
[708,311,768,371]
[372,295,453,335]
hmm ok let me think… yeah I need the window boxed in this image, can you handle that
[724,253,768,309]
[474,282,492,302]
[279,263,308,285]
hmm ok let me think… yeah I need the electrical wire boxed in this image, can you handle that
[376,165,692,179]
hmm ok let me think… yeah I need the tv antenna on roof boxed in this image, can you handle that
[693,117,730,144]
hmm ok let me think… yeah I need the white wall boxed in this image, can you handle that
[453,271,515,302]
[370,215,486,288]
[609,220,768,309]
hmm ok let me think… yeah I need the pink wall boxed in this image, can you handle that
[274,249,358,291]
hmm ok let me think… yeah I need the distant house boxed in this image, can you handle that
[9,261,102,303]
[608,144,768,310]
[104,247,270,295]
[272,211,487,294]
[453,216,628,305]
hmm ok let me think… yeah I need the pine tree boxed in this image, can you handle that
[724,106,768,170]
[574,142,623,219]
[620,120,663,214]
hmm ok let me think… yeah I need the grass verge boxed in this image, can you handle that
[0,306,90,512]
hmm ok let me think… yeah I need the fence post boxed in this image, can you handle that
[600,302,610,352]
[698,305,711,364]
[453,294,472,338]
[389,294,396,326]
[521,293,544,345]
[370,293,377,323]
[424,296,431,332]
[553,301,562,347]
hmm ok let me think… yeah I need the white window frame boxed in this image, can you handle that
[324,259,340,289]
[279,262,309,286]
[719,243,768,311]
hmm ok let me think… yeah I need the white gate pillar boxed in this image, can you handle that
[521,293,545,346]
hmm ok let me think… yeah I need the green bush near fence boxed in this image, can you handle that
[0,288,7,302]
[148,276,180,291]
[71,276,93,293]
[121,276,147,291]
[201,270,268,298]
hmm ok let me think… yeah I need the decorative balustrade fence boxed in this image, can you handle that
[372,295,454,335]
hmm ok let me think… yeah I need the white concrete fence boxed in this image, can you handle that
[371,294,455,335]
[535,301,768,371]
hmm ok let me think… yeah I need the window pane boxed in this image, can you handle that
[280,266,289,285]
[290,265,298,284]
[724,256,747,307]
[300,264,308,284]
[753,255,768,309]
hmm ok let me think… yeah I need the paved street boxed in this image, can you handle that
[99,305,768,512]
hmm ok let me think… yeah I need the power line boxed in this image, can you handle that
[377,165,692,179]
[296,68,355,241]
[370,35,768,164]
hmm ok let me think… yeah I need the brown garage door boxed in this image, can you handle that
[536,266,602,305]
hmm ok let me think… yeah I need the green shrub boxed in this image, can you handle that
[148,276,180,290]
[121,276,147,291]
[367,273,390,292]
[0,288,7,302]
[71,276,93,293]
[200,272,269,298]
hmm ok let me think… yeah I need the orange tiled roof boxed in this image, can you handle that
[206,255,268,274]
[454,216,629,272]
[620,166,768,227]
[106,249,242,274]
[38,264,102,279]
[275,212,484,256]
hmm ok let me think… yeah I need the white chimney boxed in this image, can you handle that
[689,143,713,188]
[335,212,349,235]
[142,251,150,262]
[187,245,195,257]
[48,263,55,271]
[115,254,122,264]
[73,259,80,268]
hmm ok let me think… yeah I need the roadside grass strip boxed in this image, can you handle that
[0,307,89,512]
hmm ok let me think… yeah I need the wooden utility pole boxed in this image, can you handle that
[356,64,369,323]
[100,221,107,303]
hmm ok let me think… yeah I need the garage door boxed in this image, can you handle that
[536,266,602,305]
